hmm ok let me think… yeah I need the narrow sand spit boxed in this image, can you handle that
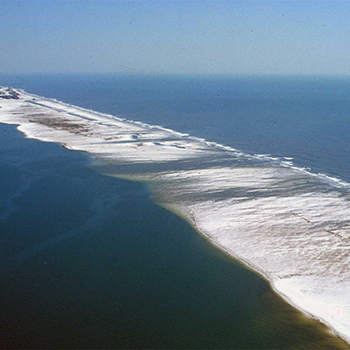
[1,87,350,344]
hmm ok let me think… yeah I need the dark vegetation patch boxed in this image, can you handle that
[29,117,90,134]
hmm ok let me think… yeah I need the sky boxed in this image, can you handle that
[1,0,350,76]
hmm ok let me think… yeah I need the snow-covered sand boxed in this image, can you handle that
[1,87,350,344]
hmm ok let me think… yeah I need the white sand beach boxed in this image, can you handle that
[1,87,350,344]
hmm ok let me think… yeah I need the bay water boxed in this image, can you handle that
[0,74,349,348]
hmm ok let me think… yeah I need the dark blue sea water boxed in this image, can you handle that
[2,73,350,184]
[1,74,350,348]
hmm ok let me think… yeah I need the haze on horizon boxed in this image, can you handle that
[1,0,350,77]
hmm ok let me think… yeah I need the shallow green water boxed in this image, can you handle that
[0,123,347,349]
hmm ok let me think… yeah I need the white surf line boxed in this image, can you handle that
[20,87,350,190]
[1,87,350,345]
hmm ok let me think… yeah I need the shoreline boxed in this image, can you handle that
[160,202,350,346]
[188,208,349,344]
[1,86,350,347]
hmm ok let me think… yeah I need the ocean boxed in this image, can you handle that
[0,74,349,348]
[2,73,350,183]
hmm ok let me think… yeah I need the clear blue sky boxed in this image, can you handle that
[1,0,350,76]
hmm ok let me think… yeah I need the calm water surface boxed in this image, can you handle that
[0,122,348,348]
[1,74,350,348]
